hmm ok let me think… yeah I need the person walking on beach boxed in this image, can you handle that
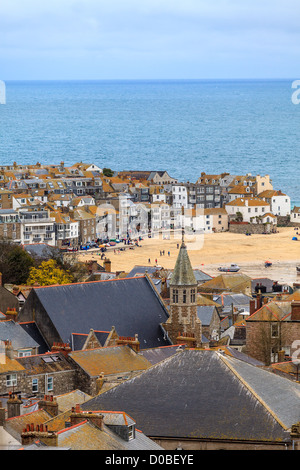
[168,251,170,257]
[148,258,151,264]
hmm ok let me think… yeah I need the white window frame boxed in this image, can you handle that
[6,374,17,387]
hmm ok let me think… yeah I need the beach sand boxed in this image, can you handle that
[77,227,300,285]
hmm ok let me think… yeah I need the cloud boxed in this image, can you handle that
[1,0,300,78]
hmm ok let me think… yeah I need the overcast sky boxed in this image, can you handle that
[1,0,300,79]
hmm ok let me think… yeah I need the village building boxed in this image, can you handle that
[225,197,271,223]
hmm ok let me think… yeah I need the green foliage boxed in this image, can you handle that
[27,259,74,286]
[0,240,35,285]
[102,168,114,177]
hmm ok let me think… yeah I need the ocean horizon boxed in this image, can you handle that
[0,79,299,207]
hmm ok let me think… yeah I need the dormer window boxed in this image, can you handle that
[128,425,135,441]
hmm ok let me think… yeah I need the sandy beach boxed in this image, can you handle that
[77,227,300,285]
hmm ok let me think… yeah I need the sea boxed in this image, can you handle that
[0,79,299,207]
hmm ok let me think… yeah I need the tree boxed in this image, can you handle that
[27,259,74,286]
[7,247,35,285]
[0,240,35,285]
[235,211,243,222]
[102,168,114,177]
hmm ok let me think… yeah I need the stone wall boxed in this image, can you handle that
[0,369,76,397]
[229,222,276,234]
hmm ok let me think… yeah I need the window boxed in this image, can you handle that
[128,425,135,440]
[32,378,38,393]
[18,350,31,357]
[6,374,17,387]
[191,289,196,303]
[172,289,178,303]
[47,376,53,391]
[271,323,279,338]
[183,290,186,303]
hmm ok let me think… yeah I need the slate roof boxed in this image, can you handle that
[213,293,251,308]
[18,321,49,354]
[71,331,110,350]
[21,277,171,348]
[0,320,39,350]
[23,244,61,260]
[55,390,92,413]
[5,409,52,441]
[82,349,295,444]
[196,306,217,326]
[193,269,213,283]
[16,352,74,376]
[139,345,185,365]
[201,273,252,293]
[68,345,152,377]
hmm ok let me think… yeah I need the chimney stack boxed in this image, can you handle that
[249,299,256,316]
[5,308,18,322]
[7,392,23,418]
[51,342,71,357]
[21,424,58,447]
[103,258,111,273]
[38,395,59,417]
[70,404,104,431]
[5,340,14,360]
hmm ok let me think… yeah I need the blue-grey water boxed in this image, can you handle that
[0,79,299,207]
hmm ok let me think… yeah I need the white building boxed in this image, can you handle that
[19,208,56,246]
[258,190,291,217]
[172,185,188,209]
[225,197,271,223]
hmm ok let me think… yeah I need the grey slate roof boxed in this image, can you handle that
[23,244,61,260]
[21,277,171,348]
[139,345,185,365]
[18,322,49,354]
[193,269,213,283]
[82,349,294,443]
[0,320,39,350]
[169,242,197,287]
[196,306,217,326]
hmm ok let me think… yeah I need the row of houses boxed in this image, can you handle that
[0,163,296,247]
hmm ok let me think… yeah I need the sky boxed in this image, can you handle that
[1,0,300,80]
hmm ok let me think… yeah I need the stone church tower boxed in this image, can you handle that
[163,235,202,348]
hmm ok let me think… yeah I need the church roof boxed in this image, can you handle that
[169,242,197,287]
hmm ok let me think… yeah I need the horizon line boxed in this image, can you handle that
[2,77,297,82]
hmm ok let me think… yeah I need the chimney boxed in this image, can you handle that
[0,401,6,426]
[51,342,71,357]
[7,392,23,418]
[70,404,104,431]
[5,340,15,360]
[249,299,256,316]
[103,258,111,273]
[38,395,59,417]
[116,334,140,353]
[21,424,58,447]
[291,301,300,322]
[5,308,18,322]
[256,293,262,311]
[96,373,105,394]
